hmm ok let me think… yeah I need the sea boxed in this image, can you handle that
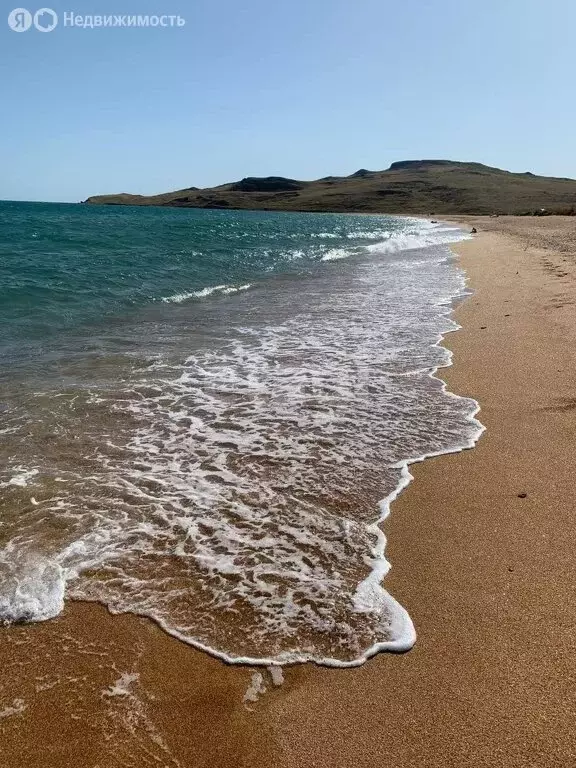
[0,201,483,666]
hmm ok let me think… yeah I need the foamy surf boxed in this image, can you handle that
[2,467,39,488]
[0,212,483,667]
[162,283,253,303]
[0,554,65,624]
[320,222,467,263]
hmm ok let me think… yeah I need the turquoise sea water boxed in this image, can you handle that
[1,202,423,361]
[0,202,482,665]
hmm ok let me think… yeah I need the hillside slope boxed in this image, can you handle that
[84,160,576,215]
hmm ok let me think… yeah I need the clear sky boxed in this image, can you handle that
[1,0,575,202]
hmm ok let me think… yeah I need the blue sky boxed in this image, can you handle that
[1,0,575,202]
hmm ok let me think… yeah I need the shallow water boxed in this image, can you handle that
[0,204,482,664]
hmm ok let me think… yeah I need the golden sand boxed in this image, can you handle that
[2,217,576,767]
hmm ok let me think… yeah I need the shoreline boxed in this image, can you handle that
[2,217,576,766]
[1,221,476,672]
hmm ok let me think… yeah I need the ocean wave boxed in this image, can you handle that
[366,225,470,257]
[162,283,253,303]
[320,222,468,263]
[321,248,351,261]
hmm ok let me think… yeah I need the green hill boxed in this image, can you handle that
[84,160,576,215]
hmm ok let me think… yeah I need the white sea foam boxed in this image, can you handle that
[0,552,65,624]
[321,248,351,261]
[267,665,285,686]
[162,283,252,303]
[366,224,469,257]
[3,467,39,488]
[0,699,27,719]
[0,217,483,667]
[243,672,266,705]
[103,672,140,698]
[319,221,466,263]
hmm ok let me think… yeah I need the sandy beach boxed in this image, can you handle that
[2,216,576,767]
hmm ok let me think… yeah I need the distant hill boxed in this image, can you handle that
[84,160,576,215]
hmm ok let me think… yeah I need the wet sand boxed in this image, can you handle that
[2,217,576,767]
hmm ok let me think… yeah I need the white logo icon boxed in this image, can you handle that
[8,8,32,31]
[7,7,58,32]
[34,8,57,31]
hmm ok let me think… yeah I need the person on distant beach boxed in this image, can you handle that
[471,227,477,234]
